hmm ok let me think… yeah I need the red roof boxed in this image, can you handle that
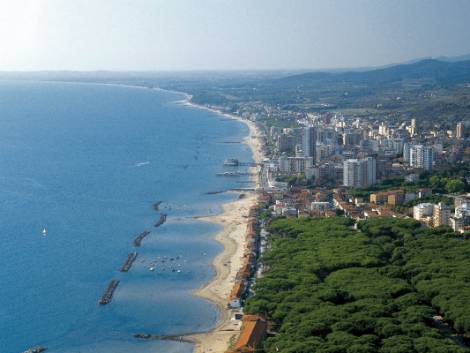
[229,315,267,353]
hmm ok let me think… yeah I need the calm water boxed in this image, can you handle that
[0,81,253,353]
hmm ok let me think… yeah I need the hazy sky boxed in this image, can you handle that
[1,0,470,71]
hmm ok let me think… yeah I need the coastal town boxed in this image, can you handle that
[18,65,470,353]
[7,2,470,353]
[187,90,470,352]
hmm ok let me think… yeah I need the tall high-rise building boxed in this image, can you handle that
[392,138,405,155]
[403,142,411,162]
[410,145,434,171]
[343,157,376,187]
[342,130,362,146]
[410,118,417,136]
[364,157,377,186]
[456,121,465,139]
[343,159,361,187]
[433,202,450,227]
[303,127,316,161]
[277,133,295,153]
[378,122,389,137]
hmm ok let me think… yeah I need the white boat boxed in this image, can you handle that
[224,158,239,166]
[42,228,47,236]
[148,266,155,271]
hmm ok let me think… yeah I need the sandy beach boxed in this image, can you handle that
[183,99,263,353]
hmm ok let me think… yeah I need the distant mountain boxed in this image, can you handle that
[435,53,470,62]
[276,59,470,88]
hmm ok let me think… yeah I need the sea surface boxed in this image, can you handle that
[0,81,253,353]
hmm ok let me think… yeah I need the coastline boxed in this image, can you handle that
[8,79,262,353]
[183,98,263,353]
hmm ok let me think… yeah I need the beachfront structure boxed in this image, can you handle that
[278,155,313,175]
[229,282,245,309]
[228,209,259,309]
[226,315,267,353]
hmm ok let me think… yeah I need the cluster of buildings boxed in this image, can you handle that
[265,116,468,189]
[369,188,432,205]
[228,206,260,309]
[413,196,470,233]
[204,103,469,353]
[222,205,268,353]
[249,115,470,235]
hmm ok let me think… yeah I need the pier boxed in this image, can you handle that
[206,190,225,195]
[216,171,254,177]
[134,333,194,343]
[154,214,167,227]
[153,201,162,211]
[99,279,120,305]
[223,159,259,167]
[133,230,151,247]
[119,252,138,272]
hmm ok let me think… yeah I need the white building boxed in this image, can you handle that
[433,202,450,227]
[278,156,314,175]
[410,118,417,136]
[413,203,434,221]
[343,157,376,187]
[449,202,470,233]
[456,121,465,139]
[409,145,434,171]
[455,203,470,219]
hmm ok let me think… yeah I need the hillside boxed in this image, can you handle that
[277,59,470,87]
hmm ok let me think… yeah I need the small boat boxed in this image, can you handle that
[42,228,47,236]
[148,266,155,271]
[224,158,239,166]
[216,171,244,177]
[22,347,46,353]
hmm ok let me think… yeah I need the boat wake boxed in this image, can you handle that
[134,161,150,167]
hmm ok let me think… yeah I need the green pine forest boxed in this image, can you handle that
[245,217,470,353]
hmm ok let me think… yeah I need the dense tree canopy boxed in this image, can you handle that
[350,169,469,198]
[245,217,470,353]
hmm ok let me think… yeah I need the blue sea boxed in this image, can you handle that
[0,81,253,353]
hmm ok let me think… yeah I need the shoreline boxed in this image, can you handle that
[182,99,263,353]
[7,79,262,353]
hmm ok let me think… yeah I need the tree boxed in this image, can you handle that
[444,178,465,194]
